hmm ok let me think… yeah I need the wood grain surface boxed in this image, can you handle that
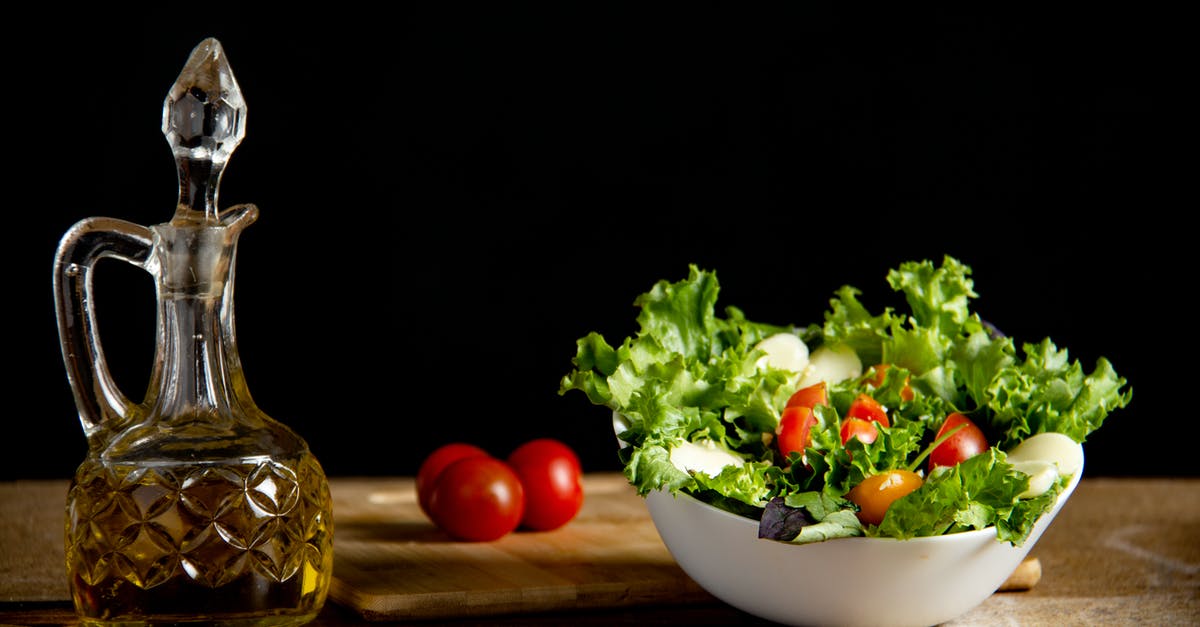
[327,474,712,621]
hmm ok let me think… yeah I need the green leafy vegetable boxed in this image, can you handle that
[877,449,1056,544]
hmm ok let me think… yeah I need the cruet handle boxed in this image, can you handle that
[53,217,154,440]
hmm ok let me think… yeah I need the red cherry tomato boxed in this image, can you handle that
[777,405,817,461]
[428,456,525,541]
[786,381,828,409]
[840,418,879,445]
[506,438,584,531]
[416,442,490,518]
[929,412,988,470]
[846,393,890,428]
[866,364,914,402]
[846,469,924,525]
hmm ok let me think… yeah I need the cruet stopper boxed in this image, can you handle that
[163,37,249,225]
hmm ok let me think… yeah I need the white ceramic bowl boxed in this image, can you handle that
[625,418,1082,626]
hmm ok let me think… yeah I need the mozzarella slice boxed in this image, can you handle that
[1006,432,1084,498]
[612,411,632,449]
[797,343,863,389]
[670,439,743,477]
[1006,432,1084,477]
[754,333,810,373]
[1011,459,1059,498]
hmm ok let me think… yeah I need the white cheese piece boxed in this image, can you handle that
[612,411,632,449]
[1006,432,1084,477]
[670,439,743,477]
[1011,459,1059,498]
[797,343,863,389]
[754,332,810,373]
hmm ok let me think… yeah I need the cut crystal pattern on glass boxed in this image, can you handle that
[162,38,246,164]
[66,459,329,590]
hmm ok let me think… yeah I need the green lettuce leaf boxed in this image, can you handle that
[824,285,895,367]
[559,265,795,504]
[985,339,1133,448]
[886,256,977,338]
[875,448,1060,546]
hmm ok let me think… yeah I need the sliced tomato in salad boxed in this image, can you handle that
[777,405,817,461]
[786,381,828,409]
[840,417,879,445]
[846,393,890,428]
[929,412,988,470]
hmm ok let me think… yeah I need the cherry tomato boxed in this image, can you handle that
[866,364,914,402]
[846,469,924,526]
[786,381,828,409]
[840,417,879,445]
[846,393,890,427]
[929,412,988,470]
[428,456,525,541]
[416,442,490,518]
[777,405,817,461]
[506,438,584,531]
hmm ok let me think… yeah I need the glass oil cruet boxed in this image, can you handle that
[52,38,333,626]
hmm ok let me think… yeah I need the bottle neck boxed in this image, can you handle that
[150,292,240,424]
[143,223,255,427]
[174,156,225,224]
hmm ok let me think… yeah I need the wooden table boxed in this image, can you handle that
[2,475,1197,625]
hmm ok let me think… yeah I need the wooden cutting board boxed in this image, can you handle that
[327,473,714,621]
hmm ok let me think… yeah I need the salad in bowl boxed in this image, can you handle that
[560,256,1131,547]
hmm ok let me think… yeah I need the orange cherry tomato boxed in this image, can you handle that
[846,469,924,526]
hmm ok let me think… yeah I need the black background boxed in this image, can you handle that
[8,8,1186,480]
